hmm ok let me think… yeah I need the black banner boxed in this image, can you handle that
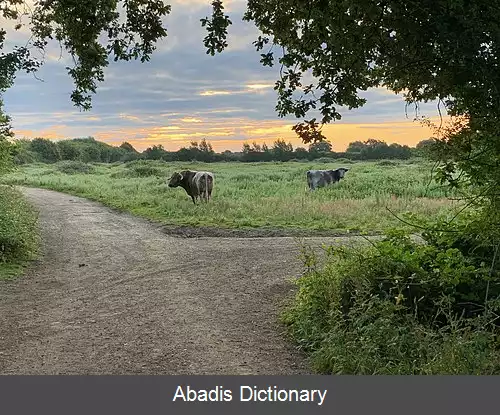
[0,376,496,414]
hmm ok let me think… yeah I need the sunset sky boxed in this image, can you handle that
[3,0,445,152]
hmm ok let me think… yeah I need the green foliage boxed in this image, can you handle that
[416,138,439,158]
[56,160,95,175]
[0,137,12,174]
[202,0,500,147]
[30,138,61,163]
[0,186,39,279]
[308,141,333,158]
[10,139,39,165]
[126,164,162,178]
[283,224,500,374]
[120,142,139,154]
[347,139,412,160]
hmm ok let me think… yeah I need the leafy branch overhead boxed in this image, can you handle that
[1,0,171,110]
[203,1,500,145]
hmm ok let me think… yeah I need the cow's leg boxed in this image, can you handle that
[191,195,196,204]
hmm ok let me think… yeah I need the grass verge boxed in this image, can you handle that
[0,185,39,280]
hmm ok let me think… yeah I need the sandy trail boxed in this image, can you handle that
[0,187,365,374]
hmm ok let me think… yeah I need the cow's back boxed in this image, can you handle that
[193,171,214,194]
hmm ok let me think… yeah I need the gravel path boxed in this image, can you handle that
[0,187,366,374]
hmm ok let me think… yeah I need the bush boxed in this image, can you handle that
[377,160,399,166]
[283,221,500,374]
[56,160,95,174]
[111,162,163,178]
[0,186,39,278]
[314,157,335,163]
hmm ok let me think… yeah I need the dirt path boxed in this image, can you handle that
[0,187,367,375]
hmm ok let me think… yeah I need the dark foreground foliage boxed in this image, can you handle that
[284,215,500,374]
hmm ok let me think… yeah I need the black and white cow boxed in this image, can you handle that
[167,170,214,204]
[306,168,349,190]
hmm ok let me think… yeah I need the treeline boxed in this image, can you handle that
[10,136,437,164]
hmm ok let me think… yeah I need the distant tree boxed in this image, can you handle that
[388,143,412,160]
[308,141,332,159]
[120,142,139,153]
[294,147,309,160]
[272,139,294,161]
[199,138,214,154]
[346,141,365,154]
[415,138,439,158]
[241,141,266,162]
[30,138,61,163]
[251,141,262,152]
[143,145,167,160]
[197,138,215,162]
[57,140,81,160]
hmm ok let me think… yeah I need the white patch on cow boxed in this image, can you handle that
[193,171,214,202]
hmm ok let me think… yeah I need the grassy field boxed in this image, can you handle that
[1,159,462,234]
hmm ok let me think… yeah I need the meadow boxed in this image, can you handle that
[1,158,462,234]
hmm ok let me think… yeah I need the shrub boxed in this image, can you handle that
[56,160,95,174]
[314,157,335,163]
[283,221,500,374]
[377,160,399,166]
[0,186,39,274]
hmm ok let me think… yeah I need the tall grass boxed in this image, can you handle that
[0,185,39,280]
[1,160,461,233]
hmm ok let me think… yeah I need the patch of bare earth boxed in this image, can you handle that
[0,187,370,375]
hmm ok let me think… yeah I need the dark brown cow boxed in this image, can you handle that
[167,170,214,204]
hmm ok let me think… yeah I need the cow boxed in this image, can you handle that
[306,168,349,190]
[167,170,214,204]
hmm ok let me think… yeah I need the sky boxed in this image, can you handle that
[2,0,446,152]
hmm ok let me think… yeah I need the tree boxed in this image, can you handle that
[199,138,214,154]
[308,141,332,159]
[143,145,167,160]
[120,142,138,154]
[30,138,61,163]
[415,138,438,158]
[57,140,81,161]
[271,138,294,161]
[294,147,308,160]
[197,138,215,162]
[346,141,365,154]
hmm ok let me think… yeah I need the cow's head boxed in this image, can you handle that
[337,168,349,178]
[168,171,183,188]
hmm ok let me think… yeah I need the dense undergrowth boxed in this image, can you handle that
[0,186,39,280]
[283,213,500,374]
